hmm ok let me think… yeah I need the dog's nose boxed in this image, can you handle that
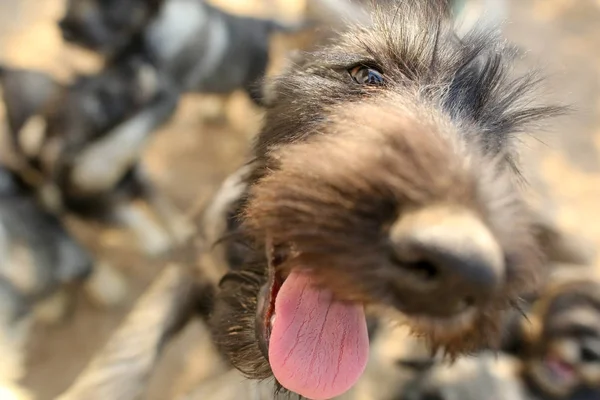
[390,206,505,317]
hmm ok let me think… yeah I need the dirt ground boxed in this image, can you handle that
[0,0,599,399]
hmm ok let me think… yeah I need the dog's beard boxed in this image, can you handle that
[231,99,543,399]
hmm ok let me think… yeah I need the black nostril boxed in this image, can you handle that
[389,207,506,318]
[403,259,439,281]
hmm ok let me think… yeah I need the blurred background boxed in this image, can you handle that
[0,0,598,399]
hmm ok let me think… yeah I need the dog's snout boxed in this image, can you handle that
[390,206,505,317]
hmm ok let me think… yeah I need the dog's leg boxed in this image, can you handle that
[200,95,233,125]
[83,260,129,309]
[113,202,173,257]
[177,368,274,400]
[57,264,206,400]
[128,164,194,248]
[0,280,32,400]
[144,190,195,246]
[69,92,178,194]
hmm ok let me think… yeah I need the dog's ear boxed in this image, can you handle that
[0,66,62,135]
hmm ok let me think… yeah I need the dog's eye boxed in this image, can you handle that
[349,66,384,85]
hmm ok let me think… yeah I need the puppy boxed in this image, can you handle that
[396,279,600,400]
[57,1,565,399]
[0,165,92,395]
[208,0,562,398]
[59,0,164,56]
[59,0,311,105]
[0,55,189,257]
[501,278,600,399]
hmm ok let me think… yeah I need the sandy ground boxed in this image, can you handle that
[0,0,599,399]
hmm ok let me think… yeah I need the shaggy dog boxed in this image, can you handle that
[207,1,561,398]
[57,1,569,399]
[0,54,188,256]
[59,0,310,105]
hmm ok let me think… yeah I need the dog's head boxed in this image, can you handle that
[211,1,561,398]
[518,280,600,398]
[59,0,164,54]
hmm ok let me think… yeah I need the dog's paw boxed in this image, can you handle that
[83,261,128,309]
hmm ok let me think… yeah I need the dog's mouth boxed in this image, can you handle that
[545,356,577,383]
[254,243,488,400]
[255,244,369,400]
[537,354,579,390]
[530,344,580,395]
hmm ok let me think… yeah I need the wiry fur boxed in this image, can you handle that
[55,1,568,399]
[210,0,561,393]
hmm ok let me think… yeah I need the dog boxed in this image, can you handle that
[394,279,600,400]
[208,0,563,397]
[55,0,569,398]
[0,165,94,398]
[498,278,600,399]
[0,52,191,257]
[59,0,312,106]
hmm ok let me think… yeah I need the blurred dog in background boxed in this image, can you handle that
[0,53,191,258]
[0,165,92,400]
[59,0,312,107]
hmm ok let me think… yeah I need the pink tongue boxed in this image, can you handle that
[269,270,369,400]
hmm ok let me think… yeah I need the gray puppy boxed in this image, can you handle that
[0,55,189,257]
[60,0,310,105]
[0,165,93,394]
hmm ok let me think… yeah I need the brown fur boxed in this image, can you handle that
[58,1,568,398]
[210,0,560,394]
